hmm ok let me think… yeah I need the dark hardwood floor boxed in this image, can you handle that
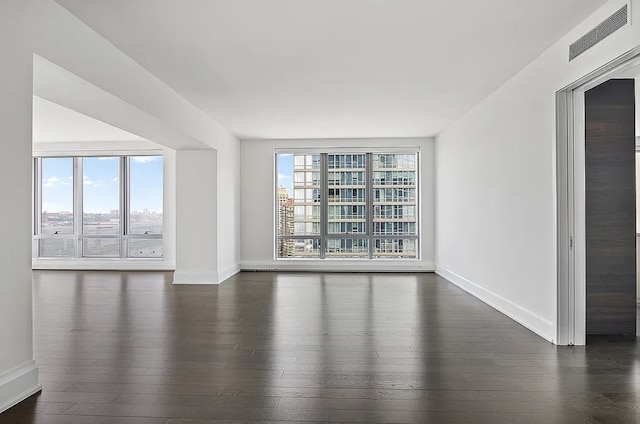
[1,271,639,423]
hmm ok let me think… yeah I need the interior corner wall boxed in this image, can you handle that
[216,135,241,282]
[163,148,177,271]
[174,149,218,284]
[0,4,40,411]
[435,0,640,343]
[240,137,435,271]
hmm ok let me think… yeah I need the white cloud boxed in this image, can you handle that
[278,153,292,157]
[97,157,118,160]
[83,175,93,185]
[112,177,120,183]
[133,156,157,164]
[42,176,59,187]
[278,173,292,181]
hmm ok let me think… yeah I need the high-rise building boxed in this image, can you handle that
[277,186,288,208]
[277,198,295,257]
[326,154,368,257]
[371,154,417,258]
[276,186,296,257]
[291,155,321,257]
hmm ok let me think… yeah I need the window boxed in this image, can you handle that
[34,155,163,259]
[39,158,74,257]
[276,151,419,259]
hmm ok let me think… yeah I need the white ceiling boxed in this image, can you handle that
[33,96,146,143]
[57,0,606,140]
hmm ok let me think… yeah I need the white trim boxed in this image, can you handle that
[274,145,421,154]
[217,263,240,283]
[436,266,555,343]
[242,260,435,272]
[173,270,219,285]
[33,142,162,157]
[0,361,41,414]
[32,259,174,271]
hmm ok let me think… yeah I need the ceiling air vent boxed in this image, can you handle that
[569,4,629,61]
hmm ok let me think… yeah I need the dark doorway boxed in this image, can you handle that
[585,78,636,336]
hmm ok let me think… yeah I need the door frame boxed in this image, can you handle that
[556,47,640,345]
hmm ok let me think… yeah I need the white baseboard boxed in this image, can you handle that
[241,260,435,272]
[173,270,219,285]
[217,263,240,283]
[436,265,555,343]
[0,361,41,414]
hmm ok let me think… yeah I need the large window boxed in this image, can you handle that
[276,151,419,259]
[34,155,163,259]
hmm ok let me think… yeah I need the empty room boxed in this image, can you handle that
[1,0,640,423]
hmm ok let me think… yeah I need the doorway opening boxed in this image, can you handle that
[557,48,640,345]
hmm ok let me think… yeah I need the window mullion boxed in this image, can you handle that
[415,152,421,260]
[34,158,42,237]
[75,157,83,258]
[121,156,128,259]
[33,158,41,259]
[366,152,373,259]
[320,153,327,259]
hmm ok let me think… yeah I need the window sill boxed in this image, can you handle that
[32,258,175,271]
[242,259,434,272]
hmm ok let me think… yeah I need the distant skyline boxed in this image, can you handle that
[277,154,293,197]
[41,156,163,213]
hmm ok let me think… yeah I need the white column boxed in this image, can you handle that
[173,149,219,284]
[0,3,40,412]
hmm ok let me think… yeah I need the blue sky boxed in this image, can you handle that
[41,156,163,213]
[277,153,293,198]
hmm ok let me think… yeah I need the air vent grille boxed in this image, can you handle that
[569,4,628,61]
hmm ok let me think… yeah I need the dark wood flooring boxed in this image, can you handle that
[1,271,639,423]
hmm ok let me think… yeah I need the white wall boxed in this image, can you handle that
[174,150,218,284]
[240,138,435,271]
[435,0,640,343]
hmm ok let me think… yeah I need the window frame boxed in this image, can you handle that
[275,149,420,260]
[33,153,164,260]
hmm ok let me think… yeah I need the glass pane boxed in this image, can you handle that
[325,238,369,258]
[41,158,74,235]
[372,153,418,239]
[129,156,163,234]
[327,154,366,235]
[39,238,74,257]
[82,238,120,257]
[373,239,417,258]
[83,157,120,235]
[277,153,321,238]
[277,238,321,258]
[128,238,163,258]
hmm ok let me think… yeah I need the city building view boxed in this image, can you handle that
[276,152,418,259]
